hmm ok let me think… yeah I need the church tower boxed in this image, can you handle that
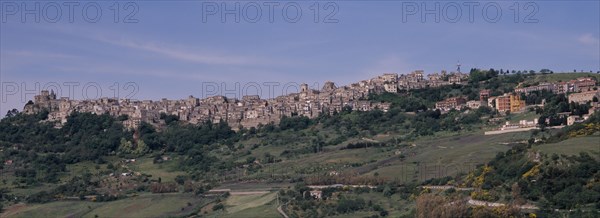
[300,83,309,93]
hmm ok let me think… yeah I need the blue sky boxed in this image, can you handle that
[1,0,599,113]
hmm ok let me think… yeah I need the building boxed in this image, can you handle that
[398,70,427,90]
[428,73,442,81]
[495,95,511,112]
[466,100,483,109]
[435,97,467,112]
[567,115,588,126]
[383,83,398,93]
[381,73,398,83]
[509,94,526,113]
[487,96,497,108]
[479,89,491,101]
[537,82,557,93]
[515,83,556,94]
[519,119,538,127]
[408,70,424,82]
[493,94,525,113]
[24,89,59,114]
[568,91,600,104]
[309,190,323,199]
[573,77,597,92]
[556,82,571,94]
[322,81,337,92]
[500,118,538,130]
[448,75,462,83]
[300,83,309,93]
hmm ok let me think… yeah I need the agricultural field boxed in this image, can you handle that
[225,192,278,215]
[211,129,535,185]
[4,130,595,217]
[226,203,280,218]
[526,72,600,83]
[1,193,206,218]
[2,160,111,198]
[536,136,600,157]
[366,131,532,182]
[199,192,280,218]
[330,191,414,217]
[506,111,539,123]
[126,156,186,182]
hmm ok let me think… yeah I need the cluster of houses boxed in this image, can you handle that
[495,110,596,133]
[514,77,596,94]
[23,70,470,130]
[22,71,599,130]
[25,74,417,129]
[384,70,469,91]
[435,90,528,113]
[435,77,600,114]
[434,76,600,131]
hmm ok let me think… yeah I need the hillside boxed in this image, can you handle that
[1,71,599,217]
[525,72,600,84]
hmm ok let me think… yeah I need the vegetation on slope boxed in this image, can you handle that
[1,71,599,216]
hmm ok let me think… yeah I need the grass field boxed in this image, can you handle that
[198,192,280,218]
[1,158,113,197]
[127,156,185,182]
[1,154,188,205]
[1,201,96,218]
[536,136,600,157]
[1,193,206,218]
[225,192,277,215]
[226,203,280,218]
[366,132,532,182]
[526,72,600,83]
[507,111,538,123]
[217,128,535,184]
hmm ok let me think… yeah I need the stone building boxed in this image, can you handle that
[435,97,467,112]
[568,91,600,104]
[479,89,491,101]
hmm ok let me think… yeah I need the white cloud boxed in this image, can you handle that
[93,36,274,66]
[578,33,599,46]
[46,25,293,67]
[99,38,257,65]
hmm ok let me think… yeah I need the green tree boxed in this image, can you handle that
[119,138,134,154]
[212,203,225,211]
[4,109,18,118]
[134,140,149,155]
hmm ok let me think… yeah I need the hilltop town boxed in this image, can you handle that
[20,70,463,129]
[22,70,600,131]
[4,70,600,218]
[4,1,600,216]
